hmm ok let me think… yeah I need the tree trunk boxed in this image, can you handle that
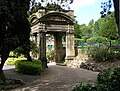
[41,60,48,69]
[0,69,6,83]
[0,52,9,83]
[0,60,6,83]
[25,52,32,61]
[113,0,119,31]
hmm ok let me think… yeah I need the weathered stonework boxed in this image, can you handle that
[29,8,75,66]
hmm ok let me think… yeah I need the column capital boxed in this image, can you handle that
[66,30,74,34]
[66,24,74,34]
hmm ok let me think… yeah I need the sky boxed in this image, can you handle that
[36,0,115,25]
[69,0,114,25]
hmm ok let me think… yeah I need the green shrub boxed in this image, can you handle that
[72,67,120,91]
[15,60,42,75]
[46,50,55,62]
[96,67,120,91]
[72,83,96,91]
[86,36,106,44]
[6,58,27,65]
[87,47,118,61]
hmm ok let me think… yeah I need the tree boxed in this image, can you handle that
[87,19,95,35]
[46,3,62,10]
[0,0,32,82]
[13,40,39,58]
[93,21,100,35]
[100,0,119,34]
[30,0,73,11]
[0,0,73,82]
[113,0,119,31]
[78,20,94,38]
[74,21,81,38]
[29,2,63,15]
[98,12,118,40]
[86,36,106,44]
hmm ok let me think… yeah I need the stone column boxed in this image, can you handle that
[65,25,75,64]
[38,32,47,68]
[54,33,63,63]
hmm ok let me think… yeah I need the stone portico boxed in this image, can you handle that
[29,8,75,66]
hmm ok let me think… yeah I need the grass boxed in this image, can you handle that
[6,57,27,65]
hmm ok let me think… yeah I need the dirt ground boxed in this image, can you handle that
[4,64,98,91]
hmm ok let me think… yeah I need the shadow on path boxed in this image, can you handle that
[3,65,40,84]
[4,64,99,91]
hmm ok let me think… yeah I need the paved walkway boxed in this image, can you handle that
[4,64,99,91]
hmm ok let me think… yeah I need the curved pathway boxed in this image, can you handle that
[4,64,99,91]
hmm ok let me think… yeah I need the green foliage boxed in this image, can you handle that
[72,67,120,91]
[46,50,55,62]
[74,12,118,50]
[75,19,94,39]
[15,60,43,75]
[29,2,65,15]
[13,47,26,57]
[30,0,73,14]
[75,38,85,46]
[0,0,32,63]
[72,83,96,91]
[87,36,106,43]
[13,40,39,58]
[93,21,100,35]
[74,21,82,38]
[74,21,91,39]
[6,58,27,65]
[98,12,118,40]
[30,40,39,54]
[46,3,62,10]
[87,47,120,61]
[87,19,95,34]
[82,36,90,42]
[96,67,120,91]
[80,24,88,35]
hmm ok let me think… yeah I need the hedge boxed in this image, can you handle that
[15,60,43,75]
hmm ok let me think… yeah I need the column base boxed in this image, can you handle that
[64,56,75,65]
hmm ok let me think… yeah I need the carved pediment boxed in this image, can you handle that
[39,12,74,24]
[47,15,66,22]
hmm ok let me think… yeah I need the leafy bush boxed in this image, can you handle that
[6,58,27,65]
[96,67,120,91]
[87,47,120,61]
[72,67,120,91]
[72,83,96,91]
[46,50,55,62]
[15,60,42,75]
[86,36,106,43]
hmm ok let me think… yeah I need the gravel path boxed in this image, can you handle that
[4,64,99,91]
